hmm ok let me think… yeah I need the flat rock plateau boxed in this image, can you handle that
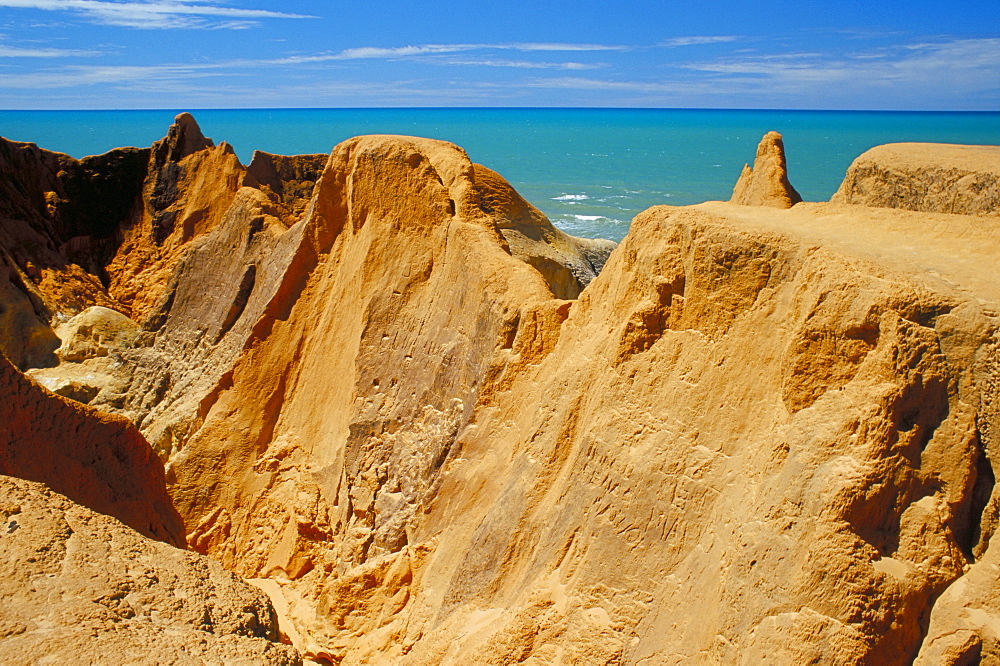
[1,116,999,665]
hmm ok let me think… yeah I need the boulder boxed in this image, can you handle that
[55,305,142,362]
[831,142,1000,214]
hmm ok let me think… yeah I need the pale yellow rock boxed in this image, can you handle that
[0,475,300,664]
[730,131,802,208]
[24,306,142,404]
[831,142,1000,214]
[55,305,142,362]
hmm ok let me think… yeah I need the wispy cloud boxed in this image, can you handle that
[0,61,232,88]
[272,42,627,64]
[2,34,996,110]
[525,37,1000,108]
[660,36,738,47]
[510,42,627,52]
[442,59,601,70]
[0,0,315,29]
[681,38,1000,89]
[0,41,98,57]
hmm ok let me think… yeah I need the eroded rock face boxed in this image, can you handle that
[831,142,1000,214]
[0,475,300,664]
[473,163,616,299]
[165,134,598,575]
[140,131,1000,663]
[730,131,803,208]
[2,116,999,664]
[0,352,184,546]
[290,197,994,664]
[245,150,329,221]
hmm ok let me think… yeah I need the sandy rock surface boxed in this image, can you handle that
[832,142,1000,214]
[0,475,300,665]
[0,352,184,546]
[1,114,1000,664]
[730,130,802,208]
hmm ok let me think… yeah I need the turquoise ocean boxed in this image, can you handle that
[1,109,998,242]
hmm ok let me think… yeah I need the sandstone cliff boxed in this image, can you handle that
[831,142,1000,214]
[1,117,999,664]
[146,130,1000,663]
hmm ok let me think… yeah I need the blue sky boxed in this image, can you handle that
[0,0,997,109]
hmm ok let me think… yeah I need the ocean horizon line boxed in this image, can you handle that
[5,106,999,114]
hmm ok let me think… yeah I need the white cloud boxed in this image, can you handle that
[0,42,98,57]
[3,35,996,110]
[0,0,315,29]
[660,36,738,47]
[508,42,628,52]
[681,38,1000,91]
[0,60,236,88]
[273,42,627,64]
[335,45,480,60]
[442,59,601,70]
[526,37,1000,108]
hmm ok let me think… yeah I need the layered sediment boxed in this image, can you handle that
[1,116,999,664]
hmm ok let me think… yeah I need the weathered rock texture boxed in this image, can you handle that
[473,163,616,299]
[0,475,300,664]
[832,142,1000,214]
[730,130,803,208]
[0,351,184,546]
[2,116,1000,664]
[155,132,1000,663]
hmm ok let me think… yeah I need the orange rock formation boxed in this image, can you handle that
[833,142,1000,214]
[1,118,999,664]
[0,351,183,546]
[0,475,300,664]
[730,130,803,208]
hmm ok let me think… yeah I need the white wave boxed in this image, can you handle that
[573,215,606,221]
[552,194,590,201]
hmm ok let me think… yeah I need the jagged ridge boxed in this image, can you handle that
[1,116,999,663]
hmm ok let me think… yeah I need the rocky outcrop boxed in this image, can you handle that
[281,197,995,664]
[0,352,184,546]
[137,130,999,663]
[0,255,59,370]
[164,134,606,573]
[474,163,616,299]
[245,150,329,221]
[832,142,1000,214]
[3,116,1000,663]
[0,475,300,664]
[0,136,138,365]
[730,130,802,208]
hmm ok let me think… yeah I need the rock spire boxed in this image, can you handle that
[730,130,802,208]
